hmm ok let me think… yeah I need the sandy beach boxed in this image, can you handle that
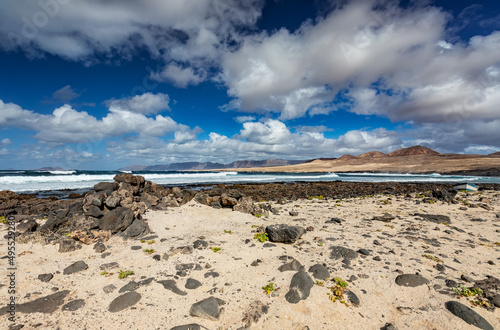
[1,185,499,329]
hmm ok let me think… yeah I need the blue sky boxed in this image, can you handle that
[0,0,499,170]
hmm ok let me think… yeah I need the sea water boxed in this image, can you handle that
[1,170,499,194]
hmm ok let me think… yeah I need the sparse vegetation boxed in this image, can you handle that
[212,247,221,253]
[254,232,269,243]
[118,270,134,279]
[224,229,232,234]
[453,285,483,297]
[143,249,155,255]
[262,282,278,294]
[0,216,7,224]
[327,277,349,305]
[308,195,324,200]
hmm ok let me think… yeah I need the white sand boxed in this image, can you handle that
[1,190,499,329]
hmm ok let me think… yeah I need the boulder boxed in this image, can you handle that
[94,182,114,194]
[285,271,314,304]
[17,219,38,234]
[99,207,134,233]
[124,219,149,238]
[445,301,493,330]
[395,274,429,287]
[266,224,306,244]
[108,292,142,313]
[69,215,99,232]
[189,297,225,321]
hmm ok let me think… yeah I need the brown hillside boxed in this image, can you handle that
[489,151,500,156]
[357,151,387,159]
[388,145,439,157]
[337,154,359,161]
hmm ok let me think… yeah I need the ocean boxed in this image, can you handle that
[1,170,500,195]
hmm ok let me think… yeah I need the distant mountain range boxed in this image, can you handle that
[118,159,305,171]
[223,146,500,176]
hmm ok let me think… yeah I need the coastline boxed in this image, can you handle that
[1,174,499,329]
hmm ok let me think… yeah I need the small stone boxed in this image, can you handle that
[93,241,106,253]
[185,278,202,290]
[108,292,141,313]
[461,274,474,283]
[380,323,398,330]
[279,259,304,272]
[193,240,208,250]
[289,211,299,216]
[285,271,314,304]
[395,274,429,287]
[153,254,161,261]
[63,261,88,275]
[357,248,370,256]
[189,297,225,321]
[38,273,53,283]
[119,281,139,293]
[157,280,187,296]
[308,264,330,280]
[170,324,201,330]
[61,299,85,311]
[445,279,458,288]
[445,301,493,330]
[103,284,116,294]
[347,291,360,306]
[373,256,382,261]
[131,246,142,250]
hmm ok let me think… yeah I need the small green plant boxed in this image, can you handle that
[254,214,263,218]
[318,241,324,246]
[495,242,500,246]
[254,232,269,243]
[471,298,490,308]
[327,278,349,305]
[64,232,71,237]
[0,216,7,224]
[212,247,221,253]
[453,285,483,297]
[224,229,232,234]
[100,271,113,276]
[118,270,134,279]
[332,277,348,288]
[140,240,145,243]
[315,280,325,287]
[422,254,443,263]
[148,240,155,244]
[385,224,394,229]
[308,195,324,200]
[143,249,155,255]
[262,282,278,294]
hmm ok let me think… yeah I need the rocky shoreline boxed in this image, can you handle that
[1,174,499,329]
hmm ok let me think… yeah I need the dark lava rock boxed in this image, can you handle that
[445,279,458,288]
[157,280,187,296]
[395,274,429,287]
[61,299,85,311]
[85,205,103,218]
[16,220,38,234]
[279,259,304,272]
[93,241,106,253]
[330,246,359,263]
[185,278,202,290]
[189,297,225,321]
[108,292,141,313]
[285,271,314,304]
[432,190,457,202]
[193,240,208,250]
[445,301,493,330]
[461,274,474,283]
[289,211,299,216]
[100,262,119,271]
[372,214,395,222]
[119,281,139,293]
[131,246,142,250]
[308,264,330,280]
[99,207,134,233]
[381,323,398,330]
[263,243,277,248]
[58,239,79,253]
[415,214,451,224]
[266,224,306,244]
[63,261,88,275]
[0,290,70,315]
[347,291,360,306]
[170,324,201,330]
[103,284,117,294]
[124,219,149,238]
[326,217,343,224]
[94,182,114,193]
[38,273,53,283]
[492,295,500,308]
[358,248,370,256]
